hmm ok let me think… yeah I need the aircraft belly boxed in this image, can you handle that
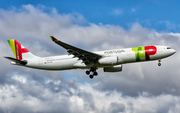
[73,62,88,68]
[26,58,77,70]
[43,59,76,70]
[119,53,136,63]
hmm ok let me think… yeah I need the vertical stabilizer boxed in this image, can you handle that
[7,39,38,60]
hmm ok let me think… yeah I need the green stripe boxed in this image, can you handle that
[50,36,53,41]
[132,46,145,61]
[7,39,16,58]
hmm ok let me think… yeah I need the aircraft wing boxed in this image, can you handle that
[50,36,102,65]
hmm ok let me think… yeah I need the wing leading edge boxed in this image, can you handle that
[50,36,102,65]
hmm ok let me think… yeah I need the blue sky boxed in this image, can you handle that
[1,0,180,32]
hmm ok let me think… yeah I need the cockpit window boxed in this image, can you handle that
[167,47,171,49]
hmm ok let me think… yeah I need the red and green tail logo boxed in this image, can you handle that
[8,39,29,60]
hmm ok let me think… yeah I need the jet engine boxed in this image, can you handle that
[103,65,122,72]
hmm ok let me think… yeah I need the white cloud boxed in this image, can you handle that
[0,4,180,113]
[131,8,136,12]
[1,82,180,113]
[11,75,27,84]
[112,9,123,16]
[157,21,178,32]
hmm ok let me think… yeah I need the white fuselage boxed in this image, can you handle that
[18,45,175,70]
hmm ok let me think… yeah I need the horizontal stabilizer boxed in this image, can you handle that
[4,57,27,65]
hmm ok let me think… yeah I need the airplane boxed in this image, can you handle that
[4,36,176,79]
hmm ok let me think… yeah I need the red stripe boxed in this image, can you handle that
[21,48,29,53]
[52,36,58,41]
[14,40,29,60]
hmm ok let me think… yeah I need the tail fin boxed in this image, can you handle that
[7,39,38,60]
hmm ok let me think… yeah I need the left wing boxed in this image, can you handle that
[50,36,102,65]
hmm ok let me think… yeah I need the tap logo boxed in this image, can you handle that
[132,46,157,61]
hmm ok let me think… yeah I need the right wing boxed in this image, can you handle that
[50,36,102,65]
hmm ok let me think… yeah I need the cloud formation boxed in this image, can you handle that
[112,9,123,16]
[0,5,180,113]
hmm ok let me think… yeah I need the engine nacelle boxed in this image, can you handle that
[98,56,118,65]
[103,65,122,72]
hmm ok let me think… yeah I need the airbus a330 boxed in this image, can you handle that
[5,36,176,79]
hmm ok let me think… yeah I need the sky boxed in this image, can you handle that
[0,0,180,113]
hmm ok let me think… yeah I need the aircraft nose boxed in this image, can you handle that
[171,49,176,54]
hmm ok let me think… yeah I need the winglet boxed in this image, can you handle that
[50,36,58,41]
